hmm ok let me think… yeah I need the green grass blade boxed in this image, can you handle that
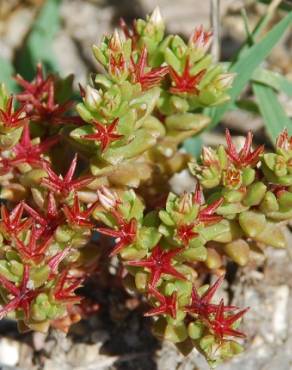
[253,82,292,142]
[15,0,61,80]
[252,68,292,97]
[241,9,254,47]
[258,0,292,12]
[0,57,18,92]
[206,11,292,128]
[233,4,279,63]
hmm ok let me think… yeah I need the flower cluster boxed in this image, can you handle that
[0,73,99,332]
[72,7,233,190]
[94,187,250,366]
[0,153,99,331]
[189,129,291,268]
[94,128,292,366]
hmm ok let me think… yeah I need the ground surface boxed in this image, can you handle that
[0,0,292,369]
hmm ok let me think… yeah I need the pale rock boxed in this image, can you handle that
[0,338,19,366]
[53,31,88,86]
[1,8,35,48]
[272,285,289,342]
[169,169,196,194]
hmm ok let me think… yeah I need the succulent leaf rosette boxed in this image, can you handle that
[71,7,234,189]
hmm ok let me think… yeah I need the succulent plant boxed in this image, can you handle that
[0,7,290,369]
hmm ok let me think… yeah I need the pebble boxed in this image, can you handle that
[53,31,89,86]
[32,332,47,351]
[0,338,19,367]
[169,169,196,194]
[61,0,114,65]
[272,285,289,342]
[0,8,35,48]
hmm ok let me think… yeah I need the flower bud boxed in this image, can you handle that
[97,186,120,210]
[84,86,102,111]
[216,73,235,90]
[222,167,242,190]
[189,25,213,57]
[150,7,163,26]
[109,30,123,52]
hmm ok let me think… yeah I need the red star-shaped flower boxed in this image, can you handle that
[41,154,93,197]
[0,265,38,319]
[14,225,54,263]
[0,202,32,238]
[63,193,98,228]
[10,123,59,167]
[225,129,264,168]
[0,96,28,129]
[16,66,83,126]
[82,118,123,152]
[0,157,13,175]
[208,299,249,339]
[130,47,169,90]
[176,224,199,246]
[185,275,236,318]
[54,269,83,304]
[97,215,137,257]
[127,245,185,287]
[145,286,177,318]
[24,192,64,238]
[197,198,223,224]
[29,80,82,126]
[176,186,223,246]
[194,183,223,224]
[15,63,51,104]
[169,58,206,95]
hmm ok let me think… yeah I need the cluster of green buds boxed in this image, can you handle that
[95,186,249,367]
[94,128,292,366]
[0,150,101,332]
[189,129,292,267]
[0,67,102,332]
[260,129,292,221]
[71,7,234,189]
[262,129,292,185]
[0,65,83,201]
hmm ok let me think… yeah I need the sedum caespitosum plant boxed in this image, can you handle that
[0,7,291,369]
[189,129,289,263]
[0,74,102,332]
[71,7,233,193]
